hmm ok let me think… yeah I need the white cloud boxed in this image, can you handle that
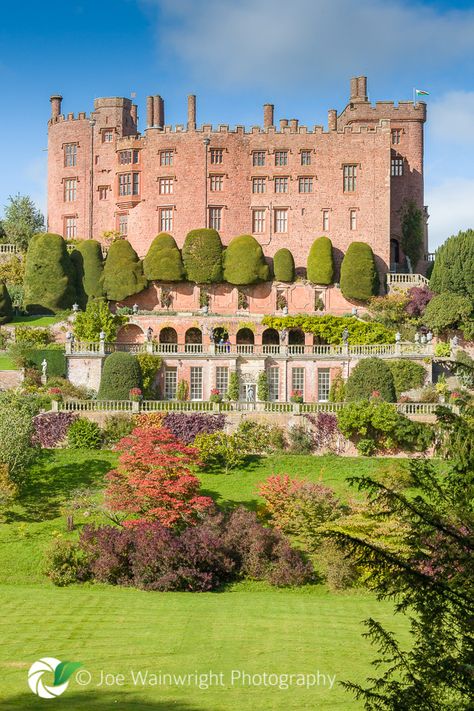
[426,178,474,250]
[430,91,474,147]
[146,0,474,89]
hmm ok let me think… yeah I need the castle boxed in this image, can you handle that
[47,76,427,275]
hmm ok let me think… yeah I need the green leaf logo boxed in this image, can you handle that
[53,661,82,687]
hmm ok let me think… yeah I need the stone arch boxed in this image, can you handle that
[159,327,178,353]
[262,328,280,345]
[116,324,145,344]
[288,328,305,346]
[185,327,202,344]
[236,328,255,345]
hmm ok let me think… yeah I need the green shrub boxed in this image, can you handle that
[257,371,269,401]
[70,239,104,308]
[400,200,424,268]
[0,396,37,485]
[0,281,13,324]
[430,229,474,301]
[73,298,122,342]
[44,539,89,587]
[227,371,240,401]
[143,233,185,282]
[346,357,396,402]
[434,342,451,358]
[102,414,133,446]
[24,233,77,313]
[194,431,246,473]
[340,242,379,301]
[67,418,103,449]
[0,255,25,287]
[423,293,472,334]
[14,325,52,347]
[273,249,295,282]
[262,314,394,344]
[182,229,223,283]
[387,360,426,398]
[135,353,162,397]
[307,236,334,285]
[287,425,313,454]
[329,369,346,402]
[100,240,147,301]
[98,352,142,400]
[452,349,474,387]
[223,234,270,285]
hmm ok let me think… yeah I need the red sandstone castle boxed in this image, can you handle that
[47,76,427,275]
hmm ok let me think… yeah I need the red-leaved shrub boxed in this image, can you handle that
[32,412,78,448]
[162,412,226,444]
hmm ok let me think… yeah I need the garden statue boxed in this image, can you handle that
[451,334,459,348]
[395,331,401,342]
[146,326,154,343]
[72,302,79,313]
[99,330,106,342]
[280,328,288,344]
[41,359,47,383]
[132,303,139,315]
[426,330,433,342]
[414,332,420,344]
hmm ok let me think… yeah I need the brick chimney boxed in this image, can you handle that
[328,109,337,131]
[130,104,138,126]
[153,95,164,128]
[146,96,154,128]
[263,104,274,129]
[50,95,63,119]
[349,76,368,103]
[279,118,288,130]
[187,95,196,131]
[289,118,299,132]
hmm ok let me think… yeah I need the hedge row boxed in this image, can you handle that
[24,348,67,378]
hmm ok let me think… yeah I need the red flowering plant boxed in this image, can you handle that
[371,390,381,399]
[290,390,303,404]
[129,387,143,402]
[104,426,213,529]
[48,387,63,402]
[209,388,222,403]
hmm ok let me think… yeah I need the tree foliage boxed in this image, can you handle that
[340,242,379,301]
[400,200,424,268]
[257,371,269,401]
[346,357,396,402]
[262,315,394,344]
[143,233,185,282]
[73,298,122,342]
[423,292,472,334]
[2,194,44,251]
[182,229,223,283]
[430,229,474,302]
[0,394,38,485]
[223,234,270,285]
[0,281,13,324]
[100,240,147,301]
[135,353,162,398]
[98,351,142,400]
[273,248,295,282]
[23,233,77,313]
[387,360,426,398]
[307,236,334,285]
[70,240,104,308]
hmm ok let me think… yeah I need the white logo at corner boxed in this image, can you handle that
[28,657,70,699]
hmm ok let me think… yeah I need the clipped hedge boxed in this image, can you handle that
[0,281,13,324]
[345,357,396,402]
[70,239,104,308]
[307,236,334,285]
[340,242,379,301]
[387,360,426,398]
[223,234,270,285]
[100,240,147,301]
[98,352,142,400]
[143,233,185,282]
[182,229,223,283]
[24,233,77,313]
[24,347,67,378]
[273,249,295,283]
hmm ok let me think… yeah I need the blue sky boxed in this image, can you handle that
[1,0,474,249]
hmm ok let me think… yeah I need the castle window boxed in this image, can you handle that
[391,129,402,145]
[391,157,404,176]
[64,143,77,167]
[274,177,288,193]
[118,150,139,165]
[164,368,177,400]
[64,178,77,202]
[298,177,313,193]
[160,208,173,232]
[343,164,357,192]
[317,368,330,402]
[301,150,311,166]
[118,214,128,237]
[215,366,229,394]
[291,367,304,396]
[64,216,77,239]
[252,209,266,233]
[322,209,329,231]
[274,209,288,233]
[210,149,223,165]
[103,130,114,143]
[268,367,279,401]
[275,151,288,166]
[253,151,266,167]
[118,172,140,196]
[350,209,357,231]
[190,367,203,401]
[160,150,173,166]
[98,186,108,200]
[252,177,266,193]
[210,175,223,191]
[209,207,222,230]
[159,178,174,195]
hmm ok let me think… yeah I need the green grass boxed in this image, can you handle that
[8,313,67,326]
[0,353,16,370]
[0,449,412,709]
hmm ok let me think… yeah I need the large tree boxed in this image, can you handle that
[2,194,44,251]
[327,405,474,710]
[430,229,474,303]
[23,233,77,313]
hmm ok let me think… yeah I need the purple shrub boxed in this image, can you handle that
[163,412,226,444]
[405,286,434,317]
[79,525,134,585]
[305,413,340,451]
[32,412,78,448]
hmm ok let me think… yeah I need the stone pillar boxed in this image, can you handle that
[263,103,274,128]
[187,94,197,131]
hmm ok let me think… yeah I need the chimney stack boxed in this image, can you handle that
[153,95,164,128]
[289,118,298,132]
[279,118,288,130]
[263,103,274,129]
[328,109,337,131]
[187,94,196,131]
[349,76,368,103]
[130,104,138,126]
[50,95,63,119]
[146,96,154,128]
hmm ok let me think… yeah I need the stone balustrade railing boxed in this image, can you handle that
[387,273,430,289]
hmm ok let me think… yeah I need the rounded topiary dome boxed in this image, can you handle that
[223,234,270,285]
[273,248,295,282]
[340,242,379,301]
[143,233,185,281]
[182,229,223,283]
[345,357,396,402]
[307,236,334,285]
[98,351,142,400]
[100,240,147,301]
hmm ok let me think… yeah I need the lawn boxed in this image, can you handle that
[0,449,412,709]
[0,353,16,370]
[8,313,67,326]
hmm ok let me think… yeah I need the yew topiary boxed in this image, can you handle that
[182,229,223,283]
[429,229,474,302]
[100,240,147,301]
[273,248,295,282]
[345,357,396,402]
[223,234,270,285]
[98,352,142,400]
[340,242,379,301]
[307,236,334,284]
[0,281,13,324]
[24,232,77,313]
[143,233,185,282]
[70,239,104,308]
